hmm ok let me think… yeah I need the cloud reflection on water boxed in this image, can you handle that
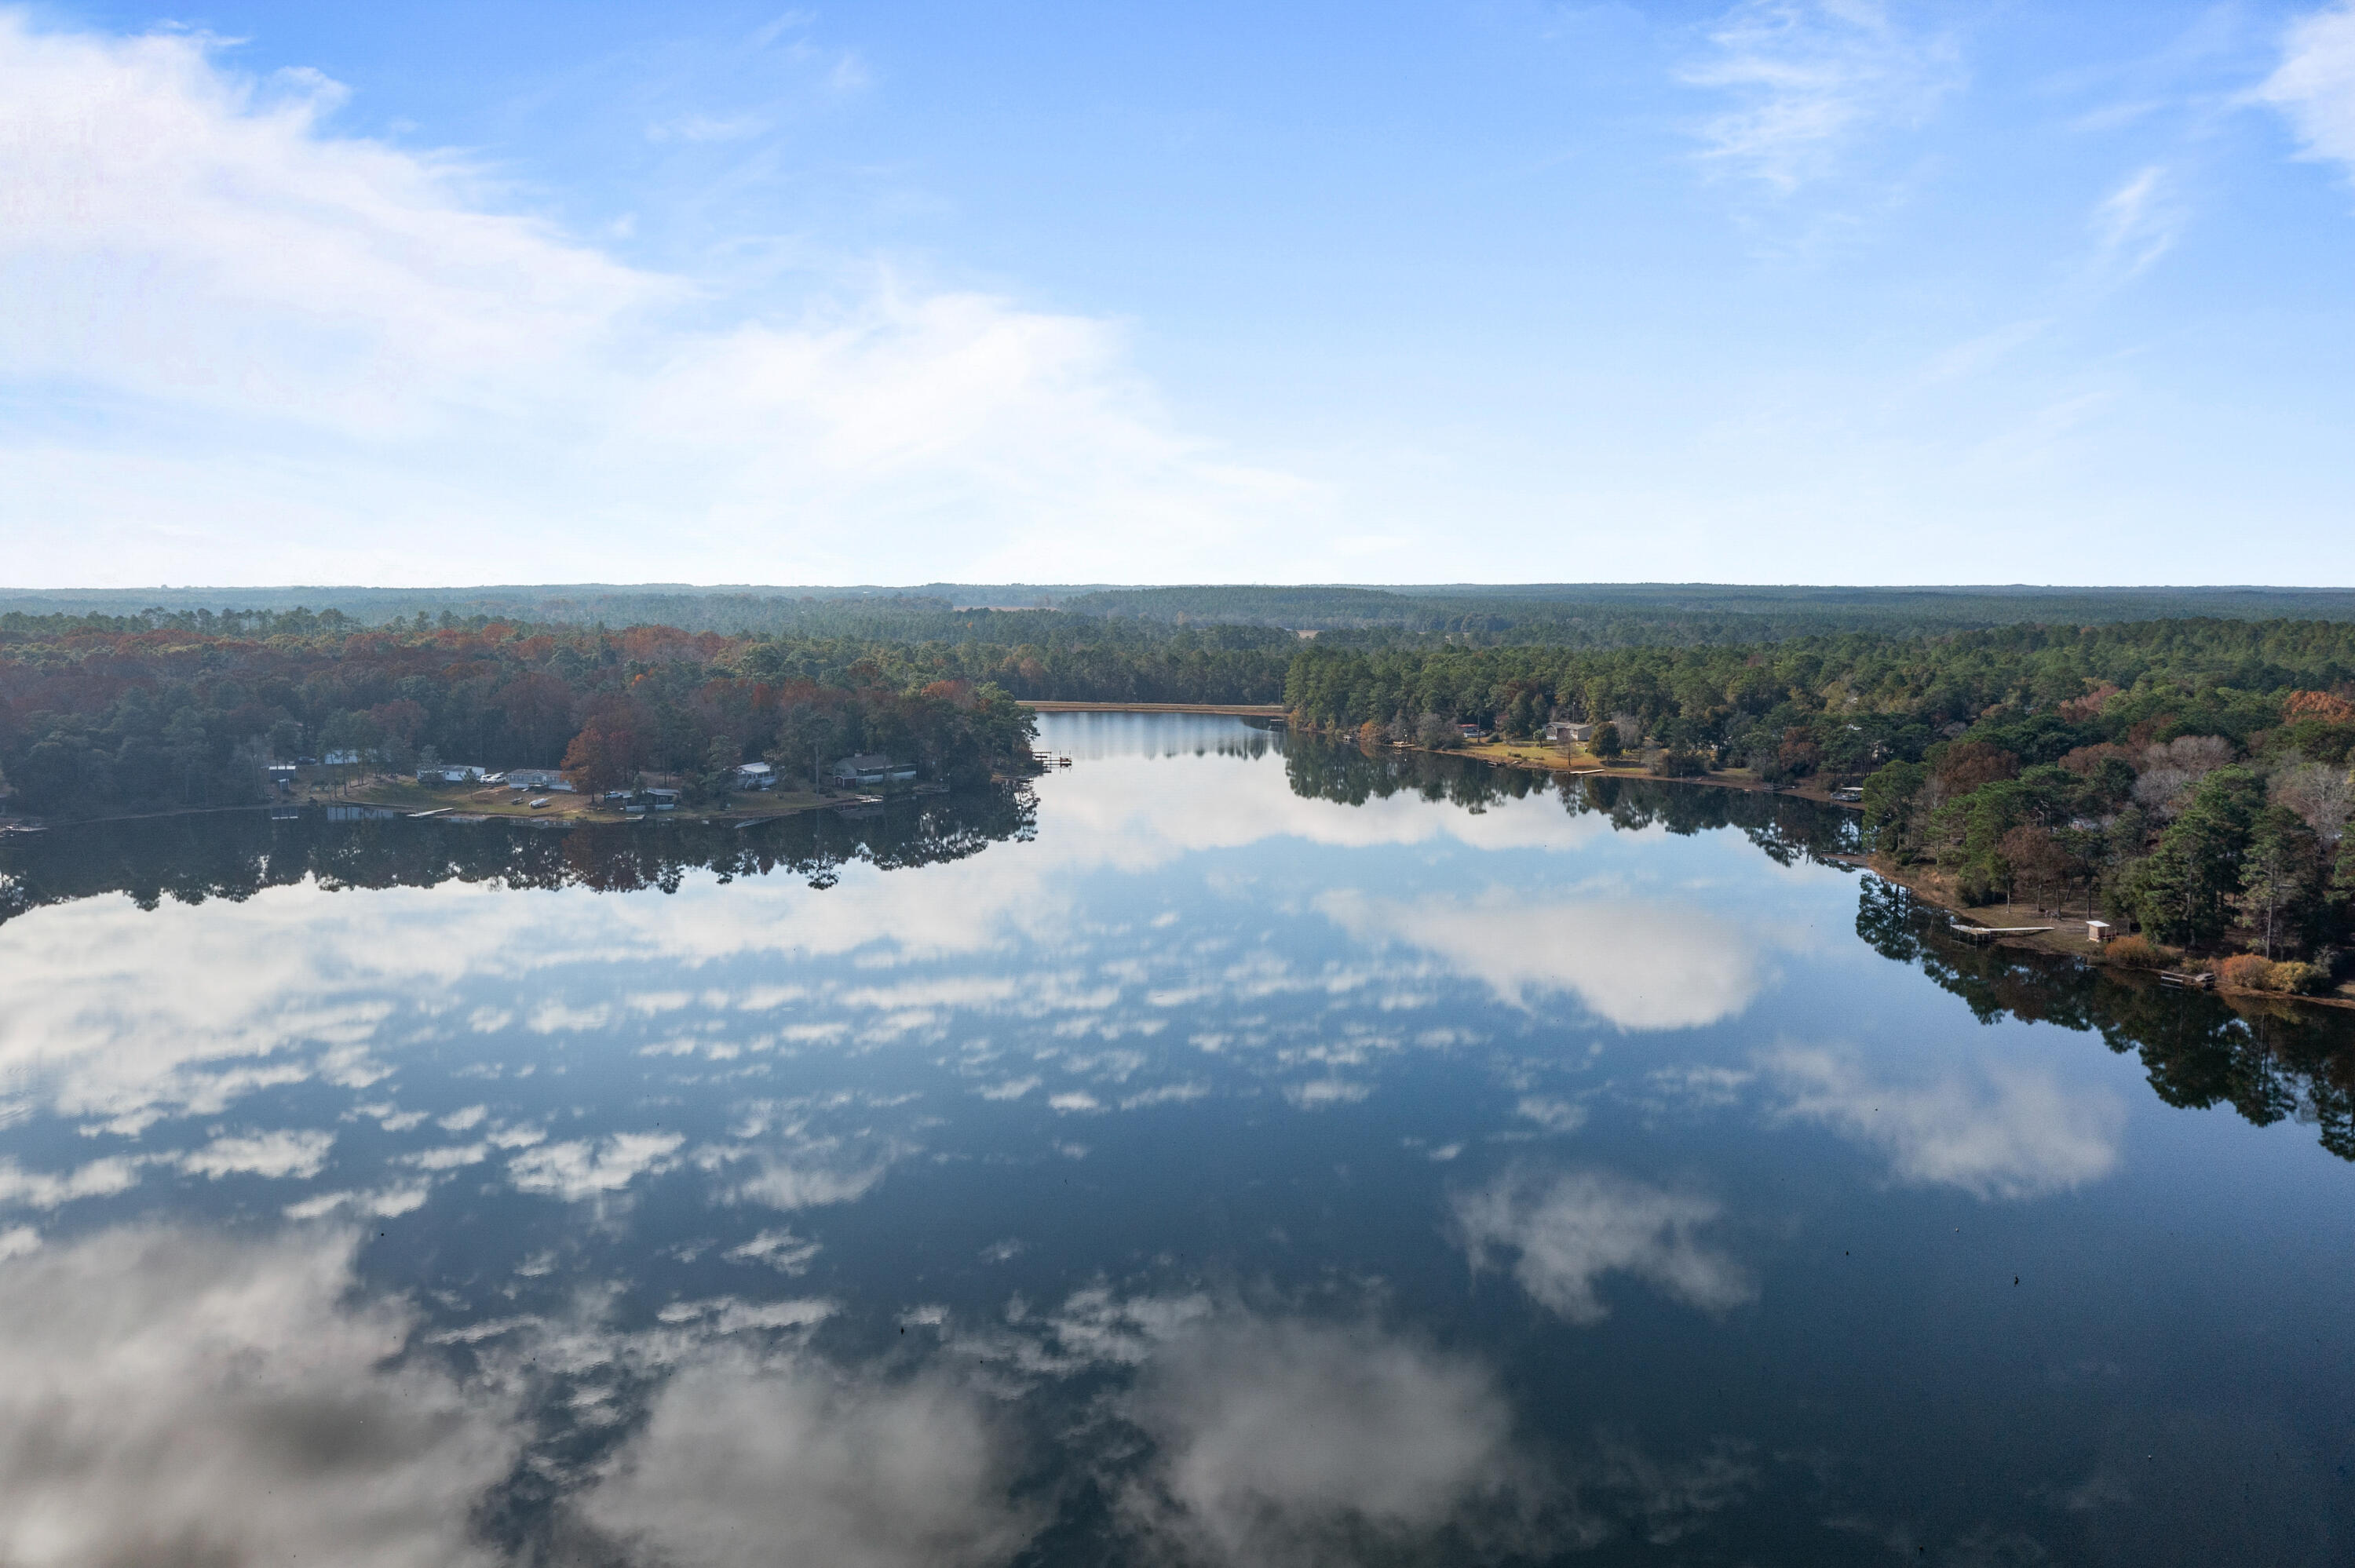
[1763,1044,2124,1201]
[1121,1314,1554,1566]
[576,1351,1040,1568]
[1452,1168,1756,1325]
[0,1224,520,1568]
[1317,889,1765,1030]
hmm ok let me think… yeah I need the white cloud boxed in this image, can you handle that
[0,1224,520,1566]
[1283,1079,1370,1109]
[178,1129,334,1180]
[724,1147,898,1210]
[575,1351,1040,1568]
[1452,1168,1756,1325]
[0,1155,143,1209]
[0,14,1329,586]
[1316,888,1765,1030]
[1121,1315,1550,1565]
[2260,3,2355,177]
[727,1228,821,1272]
[1681,0,1963,191]
[508,1131,684,1201]
[1763,1045,2123,1200]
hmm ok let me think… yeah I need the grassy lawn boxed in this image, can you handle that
[346,778,834,822]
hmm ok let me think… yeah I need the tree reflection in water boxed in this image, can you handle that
[0,783,1036,926]
[1857,877,2355,1161]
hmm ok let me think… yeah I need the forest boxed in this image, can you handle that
[1286,620,2355,974]
[7,605,2353,977]
[0,615,1038,818]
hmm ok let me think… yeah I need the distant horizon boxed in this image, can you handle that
[10,582,2355,597]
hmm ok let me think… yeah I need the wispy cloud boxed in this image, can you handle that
[1680,0,1963,191]
[0,15,1327,586]
[2089,163,2184,278]
[2258,2,2355,179]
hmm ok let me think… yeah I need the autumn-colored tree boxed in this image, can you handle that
[1934,741,2018,797]
[1998,823,2074,911]
[562,718,643,794]
[2282,690,2355,724]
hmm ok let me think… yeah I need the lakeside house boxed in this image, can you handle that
[505,769,575,792]
[415,764,487,784]
[830,752,918,787]
[322,749,360,766]
[1544,720,1594,745]
[644,787,681,811]
[732,761,776,790]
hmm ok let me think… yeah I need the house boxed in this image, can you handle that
[2087,920,2112,944]
[505,769,575,792]
[265,763,298,794]
[322,749,360,766]
[1455,722,1487,741]
[414,764,487,785]
[732,761,776,790]
[1544,720,1594,745]
[644,787,681,811]
[830,753,917,786]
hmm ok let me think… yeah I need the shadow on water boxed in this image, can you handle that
[1287,735,2355,1163]
[1859,877,2355,1161]
[0,784,1036,924]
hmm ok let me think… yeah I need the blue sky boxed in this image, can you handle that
[5,1,2354,587]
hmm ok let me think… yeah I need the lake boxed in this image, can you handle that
[1,712,2349,1566]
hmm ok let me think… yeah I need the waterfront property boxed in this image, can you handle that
[830,752,917,786]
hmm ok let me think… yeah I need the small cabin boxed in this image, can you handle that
[732,761,777,790]
[644,787,682,811]
[1544,720,1594,745]
[506,769,575,793]
[2087,920,2112,944]
[831,753,915,786]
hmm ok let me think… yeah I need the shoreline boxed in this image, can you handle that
[1860,848,2355,1014]
[1021,700,1287,717]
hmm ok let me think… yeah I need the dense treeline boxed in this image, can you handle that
[1287,620,2355,972]
[738,622,1292,704]
[1072,583,2355,644]
[0,618,1036,819]
[18,582,2355,650]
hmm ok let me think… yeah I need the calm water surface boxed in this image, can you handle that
[1,713,2349,1566]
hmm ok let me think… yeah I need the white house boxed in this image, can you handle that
[415,764,487,784]
[1544,720,1594,745]
[732,761,776,790]
[505,768,575,792]
[830,753,917,786]
[322,749,360,766]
